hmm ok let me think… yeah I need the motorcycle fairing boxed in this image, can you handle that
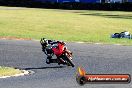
[52,43,64,57]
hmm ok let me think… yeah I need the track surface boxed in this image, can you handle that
[0,40,132,88]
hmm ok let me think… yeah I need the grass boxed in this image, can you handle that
[0,66,22,77]
[0,6,132,45]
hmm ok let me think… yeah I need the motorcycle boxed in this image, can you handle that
[40,38,75,67]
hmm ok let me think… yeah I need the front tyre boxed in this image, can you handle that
[64,53,75,67]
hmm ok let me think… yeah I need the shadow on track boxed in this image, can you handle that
[22,66,66,70]
[80,13,132,19]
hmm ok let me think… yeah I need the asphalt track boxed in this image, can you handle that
[0,39,132,88]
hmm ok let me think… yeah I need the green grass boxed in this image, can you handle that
[0,6,132,45]
[0,66,22,77]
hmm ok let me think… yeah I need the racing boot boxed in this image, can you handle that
[46,56,52,64]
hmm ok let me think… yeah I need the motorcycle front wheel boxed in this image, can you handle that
[63,53,75,67]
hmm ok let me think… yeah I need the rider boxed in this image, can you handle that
[40,38,67,64]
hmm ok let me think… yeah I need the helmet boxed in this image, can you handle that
[40,38,48,46]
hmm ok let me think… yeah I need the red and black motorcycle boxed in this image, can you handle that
[40,38,75,67]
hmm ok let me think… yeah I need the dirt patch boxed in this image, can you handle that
[0,36,32,40]
[0,7,27,10]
